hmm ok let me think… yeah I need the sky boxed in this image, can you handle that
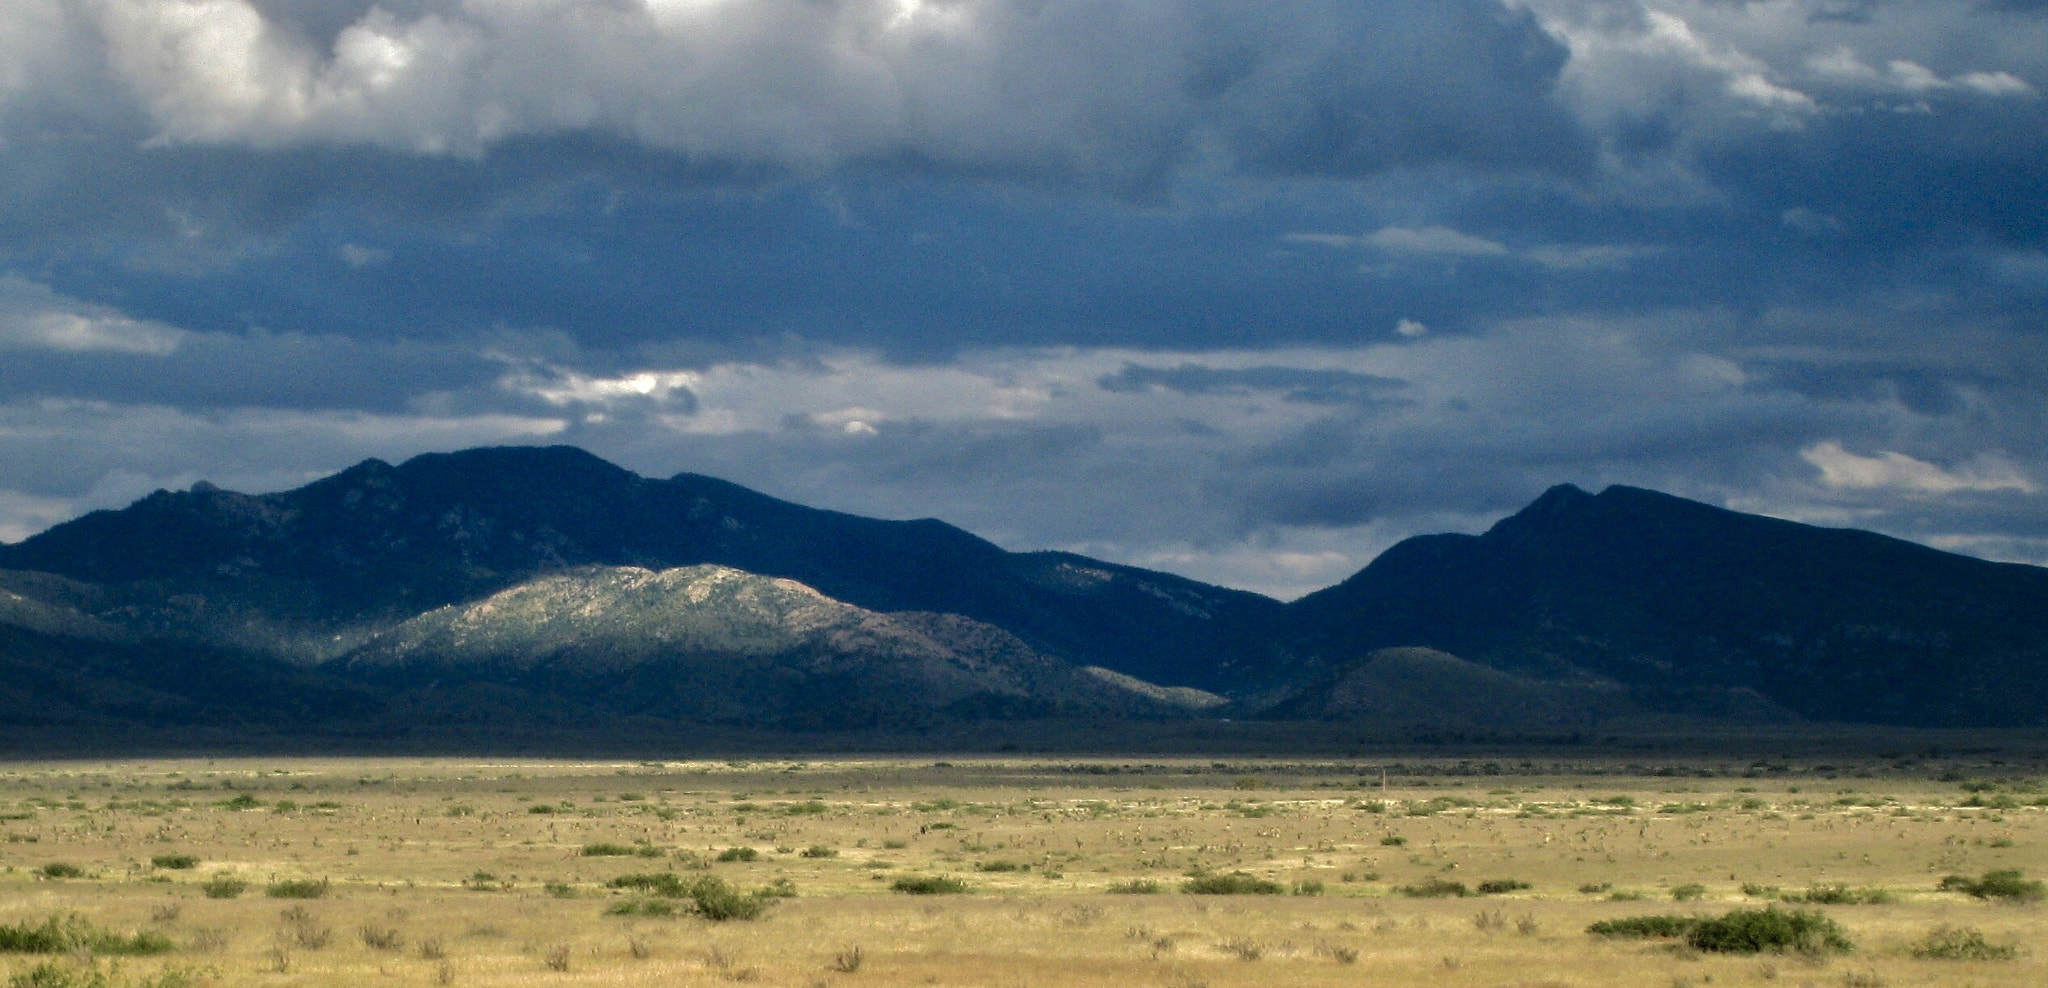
[0,0,2043,599]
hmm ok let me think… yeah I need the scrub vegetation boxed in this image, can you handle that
[0,751,2044,986]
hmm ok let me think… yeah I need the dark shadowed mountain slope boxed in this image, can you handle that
[1288,484,2048,726]
[0,446,1284,688]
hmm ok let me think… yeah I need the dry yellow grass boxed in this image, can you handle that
[0,754,2043,986]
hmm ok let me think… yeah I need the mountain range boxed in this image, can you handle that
[2,445,2044,735]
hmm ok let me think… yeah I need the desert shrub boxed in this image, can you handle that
[1685,908,1853,955]
[1939,870,2046,902]
[1909,925,2018,961]
[1379,836,1407,846]
[1587,915,1700,940]
[1106,880,1162,894]
[975,860,1026,872]
[7,961,111,988]
[1740,883,1779,897]
[686,876,774,920]
[219,794,261,811]
[580,842,657,857]
[1478,879,1532,895]
[199,873,247,899]
[1182,872,1283,895]
[34,864,82,880]
[1785,884,1893,905]
[891,875,969,895]
[0,915,174,956]
[1291,880,1325,896]
[799,845,838,859]
[359,925,404,950]
[1396,878,1470,898]
[265,878,329,899]
[608,873,687,897]
[149,855,198,870]
[1578,882,1613,895]
[605,899,677,917]
[1671,883,1708,902]
[605,873,778,919]
[716,847,759,863]
[829,946,865,973]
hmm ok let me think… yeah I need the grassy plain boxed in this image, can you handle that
[1,749,2045,987]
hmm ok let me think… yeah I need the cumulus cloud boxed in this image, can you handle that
[13,0,1582,188]
[1802,441,2036,495]
[0,276,188,355]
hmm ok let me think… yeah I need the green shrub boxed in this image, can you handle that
[1685,908,1853,955]
[1578,882,1613,895]
[149,855,199,870]
[1106,880,1162,894]
[1587,915,1700,939]
[604,899,676,917]
[1784,884,1892,905]
[1291,880,1325,896]
[1395,878,1469,898]
[34,864,83,880]
[0,915,174,956]
[219,794,261,811]
[799,846,838,859]
[1939,870,2046,902]
[7,961,111,988]
[975,860,1026,873]
[1909,925,2018,961]
[579,842,641,857]
[1671,883,1708,902]
[1478,879,1533,895]
[716,847,759,863]
[1379,835,1407,846]
[608,873,687,897]
[891,875,969,895]
[684,875,773,920]
[199,873,247,899]
[1182,872,1283,895]
[604,873,780,919]
[265,878,329,899]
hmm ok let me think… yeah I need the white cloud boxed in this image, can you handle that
[1802,441,2036,496]
[1363,225,1509,257]
[0,275,187,355]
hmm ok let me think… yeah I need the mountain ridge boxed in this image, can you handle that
[3,447,2046,732]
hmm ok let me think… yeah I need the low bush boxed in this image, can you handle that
[1477,879,1532,895]
[199,873,247,899]
[0,915,175,956]
[1396,878,1470,898]
[716,847,759,863]
[1106,880,1162,894]
[1939,870,2046,902]
[1590,908,1852,955]
[799,846,838,859]
[149,855,198,870]
[1671,883,1708,902]
[1686,908,1852,955]
[891,875,969,895]
[605,873,780,919]
[975,860,1026,873]
[1587,915,1700,940]
[1784,884,1893,905]
[1909,925,2018,961]
[1182,872,1283,895]
[264,878,329,899]
[34,864,82,880]
[581,842,662,858]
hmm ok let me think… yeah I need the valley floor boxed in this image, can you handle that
[1,754,2045,987]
